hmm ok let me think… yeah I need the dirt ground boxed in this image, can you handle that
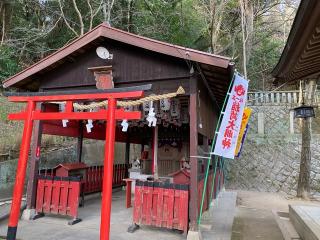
[231,191,320,240]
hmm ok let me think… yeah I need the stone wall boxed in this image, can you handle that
[226,91,320,197]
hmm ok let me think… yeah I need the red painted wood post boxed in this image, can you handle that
[123,179,132,208]
[35,178,45,213]
[7,101,35,240]
[68,180,81,219]
[100,98,117,240]
[133,181,142,223]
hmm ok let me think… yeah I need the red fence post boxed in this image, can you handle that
[100,98,117,240]
[36,177,45,214]
[133,181,142,224]
[35,176,81,224]
[68,179,81,220]
[7,101,35,240]
[133,181,189,233]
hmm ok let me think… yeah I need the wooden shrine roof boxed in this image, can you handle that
[272,0,320,84]
[3,23,234,107]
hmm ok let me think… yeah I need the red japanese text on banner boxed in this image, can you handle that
[213,74,249,159]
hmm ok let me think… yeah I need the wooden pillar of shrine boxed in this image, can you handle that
[189,75,199,232]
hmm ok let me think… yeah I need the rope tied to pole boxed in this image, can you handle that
[72,86,185,110]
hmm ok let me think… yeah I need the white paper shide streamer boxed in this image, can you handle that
[59,103,69,128]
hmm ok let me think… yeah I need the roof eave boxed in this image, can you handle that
[3,25,104,89]
[272,0,320,83]
[3,23,231,89]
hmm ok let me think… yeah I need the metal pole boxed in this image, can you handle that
[198,73,235,224]
[209,157,219,204]
[100,98,117,240]
[7,101,35,240]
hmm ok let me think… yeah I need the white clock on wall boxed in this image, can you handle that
[96,46,112,59]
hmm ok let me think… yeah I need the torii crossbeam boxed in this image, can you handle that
[4,85,151,240]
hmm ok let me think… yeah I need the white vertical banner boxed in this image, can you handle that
[213,73,249,159]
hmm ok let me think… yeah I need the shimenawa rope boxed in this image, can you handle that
[72,86,185,111]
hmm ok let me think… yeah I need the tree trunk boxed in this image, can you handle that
[1,2,5,45]
[244,1,253,64]
[297,117,311,199]
[240,0,247,78]
[297,79,316,199]
[127,0,133,32]
[210,0,227,54]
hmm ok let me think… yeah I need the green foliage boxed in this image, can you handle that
[248,32,283,90]
[0,0,298,90]
[0,46,21,83]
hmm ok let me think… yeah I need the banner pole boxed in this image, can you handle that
[197,72,236,225]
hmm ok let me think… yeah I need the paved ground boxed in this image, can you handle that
[0,190,184,240]
[2,189,320,240]
[231,191,320,240]
[201,191,237,240]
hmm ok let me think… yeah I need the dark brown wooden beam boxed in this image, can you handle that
[195,64,220,110]
[26,103,43,209]
[189,75,199,231]
[77,121,84,162]
[201,69,229,79]
[200,63,228,74]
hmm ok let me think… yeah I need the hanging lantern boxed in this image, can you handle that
[142,101,150,112]
[181,107,189,124]
[160,98,170,111]
[293,105,315,118]
[153,101,161,118]
[170,98,180,118]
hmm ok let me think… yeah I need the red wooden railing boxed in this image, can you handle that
[36,176,81,221]
[83,166,104,194]
[38,163,131,195]
[197,169,224,215]
[133,180,189,234]
[158,159,180,176]
[83,163,130,194]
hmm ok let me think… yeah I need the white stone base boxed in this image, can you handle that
[21,208,37,220]
[187,230,202,240]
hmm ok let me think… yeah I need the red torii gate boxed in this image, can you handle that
[5,86,148,240]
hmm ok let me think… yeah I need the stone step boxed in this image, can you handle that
[289,205,320,240]
[200,191,237,240]
[0,199,26,222]
[272,210,301,240]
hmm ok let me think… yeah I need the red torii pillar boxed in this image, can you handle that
[5,88,146,240]
[7,100,35,240]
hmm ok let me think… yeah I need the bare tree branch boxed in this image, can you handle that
[87,0,94,30]
[93,0,104,18]
[72,0,84,35]
[106,0,115,24]
[86,0,103,30]
[1,2,5,45]
[240,0,247,78]
[58,0,79,37]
